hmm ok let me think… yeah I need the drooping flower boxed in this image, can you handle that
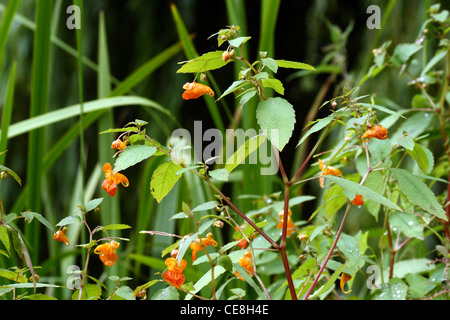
[361,124,388,143]
[102,163,129,197]
[277,209,296,236]
[94,240,120,267]
[163,257,188,288]
[352,194,364,206]
[318,159,343,188]
[111,138,127,151]
[340,273,352,294]
[53,227,70,246]
[189,233,218,261]
[182,82,214,100]
[235,251,254,281]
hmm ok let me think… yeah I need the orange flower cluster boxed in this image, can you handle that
[189,233,218,261]
[163,257,188,288]
[361,124,388,143]
[94,240,120,267]
[235,251,254,281]
[277,209,296,236]
[182,82,214,100]
[318,159,343,188]
[352,194,364,206]
[102,163,129,197]
[111,138,127,151]
[53,227,69,246]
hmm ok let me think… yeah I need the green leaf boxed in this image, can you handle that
[176,51,227,73]
[390,168,446,220]
[405,273,437,299]
[56,215,81,227]
[337,233,365,271]
[0,227,10,257]
[97,224,132,231]
[72,283,102,300]
[150,161,183,203]
[323,175,401,211]
[390,43,422,66]
[217,79,247,101]
[261,57,278,73]
[224,134,267,173]
[389,212,424,240]
[296,113,336,148]
[84,198,103,212]
[228,36,251,48]
[0,268,27,283]
[217,254,233,272]
[312,263,347,298]
[406,143,429,174]
[323,185,347,218]
[256,97,295,151]
[24,211,55,233]
[261,78,284,95]
[0,164,21,186]
[208,168,229,181]
[376,279,408,300]
[114,145,157,172]
[192,201,219,212]
[275,59,315,70]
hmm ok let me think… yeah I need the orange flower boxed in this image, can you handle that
[189,233,218,261]
[53,227,69,246]
[352,194,364,206]
[182,82,214,100]
[361,124,388,143]
[237,238,248,249]
[94,240,120,267]
[340,273,352,294]
[111,138,127,151]
[235,251,254,281]
[102,163,129,197]
[163,257,188,288]
[318,159,343,188]
[277,209,296,236]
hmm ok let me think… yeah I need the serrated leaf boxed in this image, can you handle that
[261,78,284,95]
[224,134,267,173]
[150,161,183,203]
[390,168,446,220]
[256,97,295,151]
[114,145,157,172]
[177,51,227,73]
[406,143,429,174]
[389,212,424,240]
[324,175,401,211]
[192,201,219,212]
[217,255,233,272]
[275,59,315,70]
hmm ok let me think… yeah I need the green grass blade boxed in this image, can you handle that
[0,62,16,165]
[258,0,280,56]
[5,96,170,139]
[26,0,53,262]
[0,0,20,68]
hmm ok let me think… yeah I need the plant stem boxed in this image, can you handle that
[302,203,351,300]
